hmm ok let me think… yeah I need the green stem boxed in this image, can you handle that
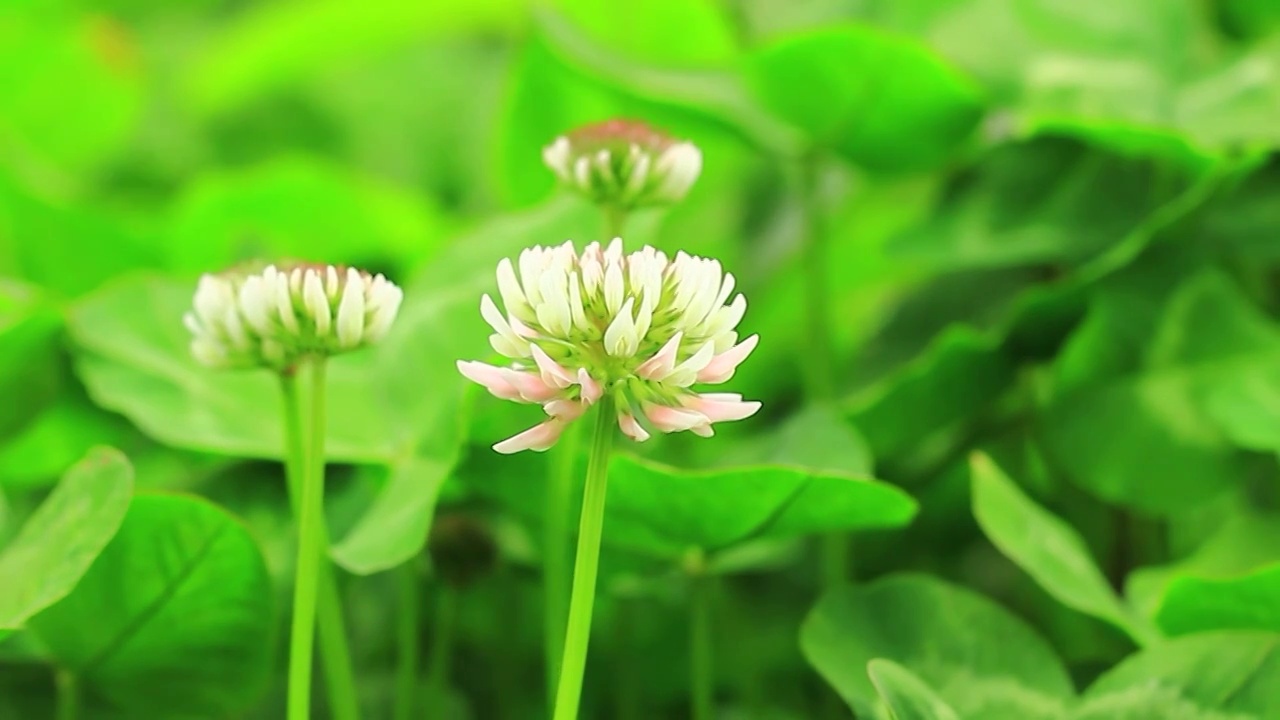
[279,372,361,720]
[800,156,848,588]
[545,422,583,710]
[55,670,77,720]
[426,585,459,714]
[287,359,329,720]
[689,552,714,720]
[394,560,421,720]
[552,397,616,720]
[604,205,627,239]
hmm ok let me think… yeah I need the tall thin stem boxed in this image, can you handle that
[394,560,421,720]
[426,585,459,715]
[544,422,582,708]
[689,551,714,720]
[552,397,616,720]
[798,155,849,589]
[279,372,360,720]
[287,359,329,720]
[55,670,77,720]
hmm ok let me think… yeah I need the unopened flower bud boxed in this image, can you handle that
[185,262,403,371]
[542,119,702,211]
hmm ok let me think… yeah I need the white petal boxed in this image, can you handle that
[303,270,331,337]
[604,297,637,357]
[336,269,367,347]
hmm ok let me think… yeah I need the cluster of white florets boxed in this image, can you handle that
[458,239,759,453]
[185,263,403,371]
[543,119,702,211]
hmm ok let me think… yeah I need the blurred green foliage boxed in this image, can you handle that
[5,0,1280,718]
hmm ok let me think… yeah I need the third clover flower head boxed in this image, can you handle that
[457,240,760,453]
[542,119,702,211]
[186,262,403,371]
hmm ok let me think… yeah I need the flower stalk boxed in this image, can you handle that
[552,396,616,720]
[394,560,420,720]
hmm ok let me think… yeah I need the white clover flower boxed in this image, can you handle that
[542,119,702,211]
[185,263,404,371]
[458,240,760,454]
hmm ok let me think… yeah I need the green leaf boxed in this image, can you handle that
[0,448,133,631]
[0,279,62,442]
[885,138,1201,272]
[1040,271,1262,513]
[848,326,1016,460]
[866,659,961,720]
[29,493,274,717]
[747,24,984,172]
[1079,632,1280,717]
[1156,567,1280,637]
[970,452,1158,645]
[549,0,737,66]
[0,12,143,173]
[801,573,1074,719]
[186,0,524,115]
[602,455,916,558]
[766,404,873,476]
[163,156,447,275]
[330,454,451,575]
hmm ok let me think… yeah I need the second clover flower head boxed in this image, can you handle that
[457,240,761,454]
[185,262,404,371]
[542,119,702,211]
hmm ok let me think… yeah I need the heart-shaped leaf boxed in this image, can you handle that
[29,493,274,717]
[801,573,1074,719]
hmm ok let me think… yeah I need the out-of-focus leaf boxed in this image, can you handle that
[0,279,61,441]
[848,326,1015,460]
[866,659,961,720]
[0,448,132,631]
[550,0,737,66]
[186,0,525,115]
[30,493,273,717]
[0,394,139,491]
[0,174,159,297]
[801,573,1073,719]
[0,12,143,173]
[164,157,447,275]
[886,137,1198,271]
[1078,632,1280,717]
[970,453,1158,645]
[600,456,915,558]
[331,454,451,575]
[765,404,873,476]
[747,24,984,172]
[1040,271,1267,513]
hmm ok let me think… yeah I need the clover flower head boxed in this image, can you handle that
[457,239,760,454]
[185,262,404,371]
[542,119,702,211]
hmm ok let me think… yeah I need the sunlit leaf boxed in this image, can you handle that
[866,659,961,720]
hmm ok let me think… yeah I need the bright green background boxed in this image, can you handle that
[5,0,1280,717]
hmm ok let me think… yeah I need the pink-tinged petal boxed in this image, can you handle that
[681,394,762,423]
[457,361,522,401]
[530,344,575,388]
[493,420,565,454]
[618,413,651,442]
[635,332,683,381]
[510,315,540,339]
[577,369,603,405]
[696,334,759,384]
[642,402,711,434]
[690,423,715,438]
[505,370,561,403]
[545,399,587,421]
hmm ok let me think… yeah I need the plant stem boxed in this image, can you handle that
[426,585,459,715]
[55,670,77,720]
[799,155,848,589]
[689,551,714,720]
[279,372,361,720]
[552,397,616,720]
[394,560,420,720]
[604,204,627,239]
[544,421,582,709]
[287,359,329,720]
